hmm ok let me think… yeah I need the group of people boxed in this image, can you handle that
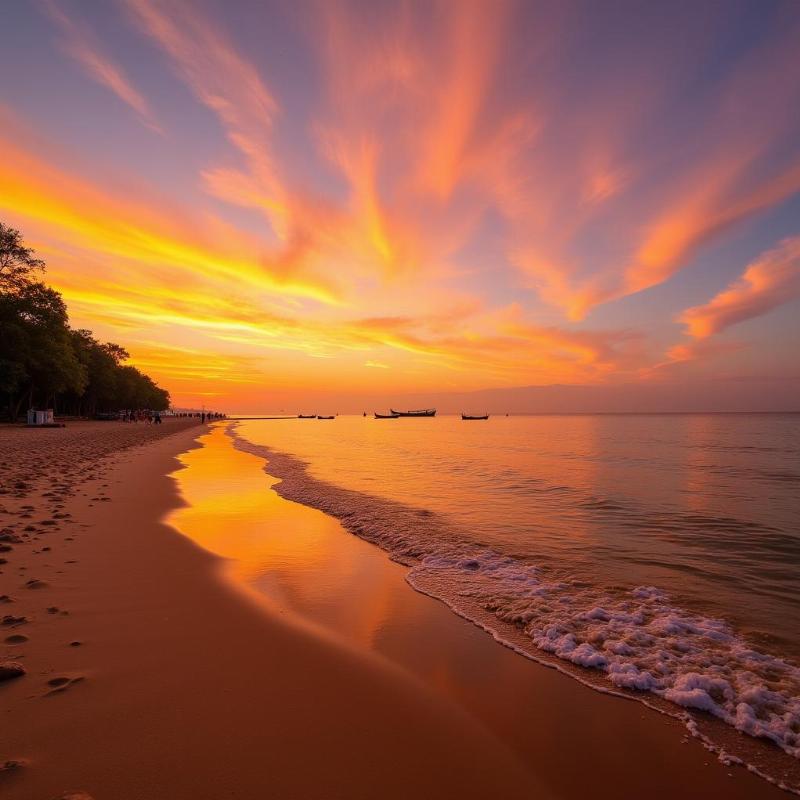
[172,411,227,423]
[122,409,163,424]
[118,410,227,425]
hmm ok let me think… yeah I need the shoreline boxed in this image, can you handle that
[224,421,795,798]
[0,421,544,799]
[0,419,790,798]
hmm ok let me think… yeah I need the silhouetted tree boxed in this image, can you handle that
[0,222,170,419]
[0,281,86,418]
[0,223,45,293]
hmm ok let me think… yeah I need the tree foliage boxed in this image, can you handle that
[0,223,45,293]
[0,223,170,419]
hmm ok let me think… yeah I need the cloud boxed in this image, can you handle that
[41,0,162,133]
[678,237,800,338]
[0,124,339,304]
[124,0,284,231]
[5,2,800,406]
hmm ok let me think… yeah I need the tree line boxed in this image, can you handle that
[0,222,170,420]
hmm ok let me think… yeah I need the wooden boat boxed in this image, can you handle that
[297,414,316,419]
[374,412,399,419]
[390,408,436,417]
[462,413,489,420]
[317,415,335,420]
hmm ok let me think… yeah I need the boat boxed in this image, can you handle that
[390,408,436,417]
[462,413,489,420]
[374,412,400,419]
[297,414,316,419]
[317,415,335,420]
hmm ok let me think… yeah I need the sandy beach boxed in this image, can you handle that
[0,420,545,799]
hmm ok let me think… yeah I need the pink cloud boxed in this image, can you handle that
[42,0,162,133]
[679,237,800,338]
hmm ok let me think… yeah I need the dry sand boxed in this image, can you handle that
[0,420,545,799]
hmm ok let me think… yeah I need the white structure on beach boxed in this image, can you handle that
[27,408,55,426]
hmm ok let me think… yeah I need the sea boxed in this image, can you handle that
[228,413,800,786]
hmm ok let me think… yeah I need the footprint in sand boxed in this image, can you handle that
[45,675,84,695]
[4,634,28,644]
[24,579,48,590]
[0,661,26,681]
[0,758,27,777]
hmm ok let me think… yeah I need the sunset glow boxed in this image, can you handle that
[2,0,799,410]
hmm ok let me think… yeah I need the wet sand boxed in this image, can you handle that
[0,420,788,798]
[0,420,543,799]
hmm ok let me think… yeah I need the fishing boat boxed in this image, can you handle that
[317,415,335,420]
[297,414,316,419]
[462,413,489,420]
[390,408,436,417]
[374,412,400,419]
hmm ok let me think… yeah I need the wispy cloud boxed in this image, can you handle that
[124,0,283,229]
[4,2,800,406]
[42,0,162,133]
[679,237,800,338]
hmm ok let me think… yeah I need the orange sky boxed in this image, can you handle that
[1,0,799,411]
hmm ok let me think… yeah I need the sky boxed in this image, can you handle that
[1,0,799,412]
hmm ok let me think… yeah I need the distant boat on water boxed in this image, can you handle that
[297,414,316,419]
[374,412,400,419]
[390,408,436,417]
[317,415,335,420]
[462,413,489,420]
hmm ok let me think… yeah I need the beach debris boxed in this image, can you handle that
[0,661,26,681]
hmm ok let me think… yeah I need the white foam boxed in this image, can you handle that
[413,549,800,759]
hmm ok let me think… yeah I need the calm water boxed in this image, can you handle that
[232,414,800,764]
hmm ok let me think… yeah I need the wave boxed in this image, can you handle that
[230,425,800,794]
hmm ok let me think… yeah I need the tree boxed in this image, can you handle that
[0,223,45,293]
[1,222,171,419]
[0,281,86,418]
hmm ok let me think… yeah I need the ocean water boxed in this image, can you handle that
[232,414,800,775]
